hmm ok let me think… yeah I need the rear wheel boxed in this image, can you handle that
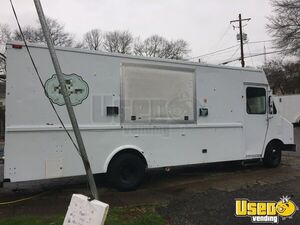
[108,153,146,191]
[263,143,282,168]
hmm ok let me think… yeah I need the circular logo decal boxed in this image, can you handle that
[45,73,89,106]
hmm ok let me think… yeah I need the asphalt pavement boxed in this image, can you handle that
[159,178,300,225]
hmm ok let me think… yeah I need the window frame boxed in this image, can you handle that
[246,87,267,115]
[121,63,197,124]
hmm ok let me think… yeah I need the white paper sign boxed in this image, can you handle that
[63,194,109,225]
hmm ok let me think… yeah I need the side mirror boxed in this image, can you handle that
[268,96,273,114]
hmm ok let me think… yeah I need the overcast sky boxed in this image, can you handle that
[1,0,276,67]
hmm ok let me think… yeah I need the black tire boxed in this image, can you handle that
[108,153,146,191]
[263,143,282,168]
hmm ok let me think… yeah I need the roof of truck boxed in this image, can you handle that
[7,41,263,73]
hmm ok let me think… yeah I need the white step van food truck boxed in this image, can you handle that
[3,42,296,190]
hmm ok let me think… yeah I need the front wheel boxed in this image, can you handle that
[263,143,282,168]
[108,153,146,191]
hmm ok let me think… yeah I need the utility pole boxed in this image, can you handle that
[33,0,98,200]
[264,43,267,64]
[230,14,251,67]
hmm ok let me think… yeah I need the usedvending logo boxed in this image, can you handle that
[45,73,89,106]
[235,196,298,223]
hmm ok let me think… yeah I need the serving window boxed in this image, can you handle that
[122,64,196,124]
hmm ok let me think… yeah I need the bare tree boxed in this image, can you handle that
[263,59,300,94]
[103,30,133,54]
[38,17,73,47]
[267,0,300,55]
[0,24,12,76]
[134,35,167,57]
[163,39,189,59]
[13,26,39,43]
[132,37,145,56]
[73,41,85,49]
[83,29,103,50]
[14,17,74,47]
[0,24,12,45]
[134,35,189,59]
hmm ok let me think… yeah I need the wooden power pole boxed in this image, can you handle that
[230,14,251,67]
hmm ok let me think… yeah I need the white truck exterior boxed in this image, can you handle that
[274,94,300,125]
[4,42,296,190]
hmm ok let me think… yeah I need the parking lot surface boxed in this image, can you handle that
[0,128,299,224]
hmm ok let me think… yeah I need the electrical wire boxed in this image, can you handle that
[0,176,82,205]
[9,0,80,156]
[244,50,286,58]
[186,39,277,61]
[0,53,6,59]
[217,46,239,65]
[220,49,290,65]
[186,44,239,60]
[247,39,277,44]
[211,24,232,51]
[246,43,255,67]
[0,191,49,205]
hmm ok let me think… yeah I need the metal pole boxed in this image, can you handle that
[264,43,267,64]
[239,14,245,68]
[33,0,98,200]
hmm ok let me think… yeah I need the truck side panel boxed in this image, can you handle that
[4,44,268,182]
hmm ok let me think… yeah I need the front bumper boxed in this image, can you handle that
[282,144,296,152]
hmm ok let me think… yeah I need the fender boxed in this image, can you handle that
[103,145,147,172]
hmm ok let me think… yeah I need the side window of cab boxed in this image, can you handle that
[246,87,266,114]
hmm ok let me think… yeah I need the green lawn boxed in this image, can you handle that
[0,206,167,225]
[0,216,63,225]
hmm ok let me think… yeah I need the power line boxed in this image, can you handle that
[247,39,276,44]
[186,40,276,61]
[0,53,6,59]
[220,49,288,65]
[211,24,232,51]
[223,46,240,63]
[186,44,239,60]
[246,43,255,67]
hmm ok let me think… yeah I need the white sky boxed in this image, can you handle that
[1,0,276,67]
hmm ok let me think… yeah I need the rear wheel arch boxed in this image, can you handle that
[107,148,148,171]
[106,148,147,191]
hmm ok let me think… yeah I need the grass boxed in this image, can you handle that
[0,206,167,225]
[0,216,64,225]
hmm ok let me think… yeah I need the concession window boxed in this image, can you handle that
[121,64,196,124]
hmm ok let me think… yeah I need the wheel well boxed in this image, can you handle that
[265,139,284,153]
[108,149,148,171]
